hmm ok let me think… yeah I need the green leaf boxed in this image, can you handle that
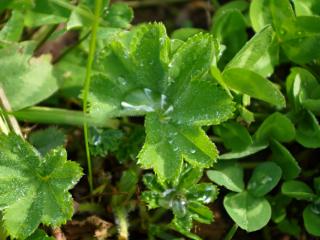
[112,169,138,206]
[270,140,301,180]
[26,229,54,240]
[293,0,320,16]
[104,3,133,28]
[90,23,235,182]
[207,161,244,192]
[28,127,66,156]
[88,127,123,157]
[187,201,213,224]
[255,112,295,143]
[249,0,272,32]
[0,42,58,111]
[213,121,252,152]
[314,177,320,195]
[282,180,316,200]
[222,68,285,107]
[278,16,320,63]
[223,191,271,232]
[247,162,282,197]
[277,219,301,238]
[169,80,235,126]
[0,11,24,42]
[211,9,247,67]
[165,33,215,101]
[296,111,320,148]
[219,141,268,160]
[0,133,83,239]
[269,0,295,34]
[225,25,277,78]
[269,193,292,223]
[186,183,218,205]
[138,113,218,181]
[303,204,320,236]
[171,28,204,41]
[285,67,318,112]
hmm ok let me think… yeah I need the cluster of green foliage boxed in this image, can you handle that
[0,0,320,239]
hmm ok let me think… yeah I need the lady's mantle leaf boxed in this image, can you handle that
[139,113,218,181]
[0,133,83,239]
[0,42,58,111]
[90,23,235,182]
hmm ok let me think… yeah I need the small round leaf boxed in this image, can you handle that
[223,191,271,232]
[247,162,282,197]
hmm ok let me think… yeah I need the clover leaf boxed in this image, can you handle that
[0,133,83,239]
[89,23,235,182]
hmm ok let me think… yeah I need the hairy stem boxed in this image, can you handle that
[82,0,103,193]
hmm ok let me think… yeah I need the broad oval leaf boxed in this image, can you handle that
[249,0,272,32]
[0,133,83,239]
[282,180,316,201]
[255,112,295,143]
[207,161,244,192]
[211,9,247,67]
[279,16,320,64]
[213,121,252,152]
[296,111,320,148]
[0,42,58,111]
[225,25,277,77]
[270,140,301,180]
[303,204,320,236]
[293,0,320,16]
[223,191,272,232]
[247,162,282,197]
[222,68,285,107]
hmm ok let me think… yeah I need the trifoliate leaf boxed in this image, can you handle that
[0,42,58,111]
[90,23,235,182]
[0,133,83,239]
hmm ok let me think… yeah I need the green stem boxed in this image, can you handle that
[11,107,118,128]
[49,0,108,26]
[224,223,238,240]
[83,0,103,193]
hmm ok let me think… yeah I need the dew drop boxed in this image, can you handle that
[190,149,196,154]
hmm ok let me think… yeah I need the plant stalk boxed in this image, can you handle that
[82,0,103,193]
[224,223,238,240]
[11,107,119,128]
